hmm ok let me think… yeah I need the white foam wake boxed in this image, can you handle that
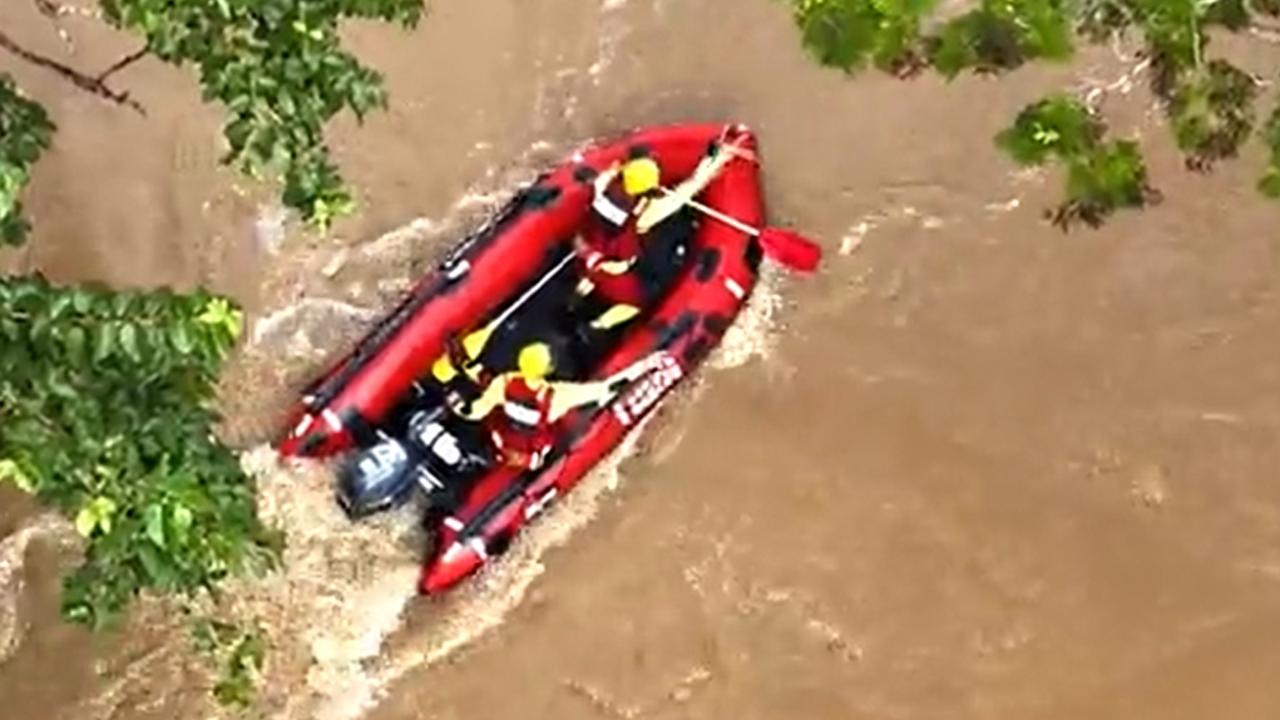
[0,513,78,665]
[308,266,787,720]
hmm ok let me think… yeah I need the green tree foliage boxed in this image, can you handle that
[1125,0,1268,169]
[0,75,55,246]
[929,0,1074,78]
[998,95,1157,228]
[99,0,425,229]
[788,0,1280,226]
[0,2,425,698]
[0,276,282,630]
[1168,59,1258,170]
[791,0,938,75]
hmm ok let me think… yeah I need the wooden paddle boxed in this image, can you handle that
[658,187,823,273]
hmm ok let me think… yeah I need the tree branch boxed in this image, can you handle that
[0,28,145,115]
[96,48,147,82]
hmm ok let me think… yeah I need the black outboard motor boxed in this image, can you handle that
[337,431,416,519]
[337,406,487,519]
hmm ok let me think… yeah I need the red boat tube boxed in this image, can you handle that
[278,123,758,459]
[419,126,764,593]
[274,123,765,594]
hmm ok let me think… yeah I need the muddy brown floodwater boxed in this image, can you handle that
[4,0,1280,719]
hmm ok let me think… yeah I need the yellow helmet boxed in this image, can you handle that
[621,157,660,196]
[517,342,553,379]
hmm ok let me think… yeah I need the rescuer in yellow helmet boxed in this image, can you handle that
[574,145,739,332]
[449,341,666,470]
[573,152,664,333]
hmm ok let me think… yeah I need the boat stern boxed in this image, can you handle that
[421,539,485,594]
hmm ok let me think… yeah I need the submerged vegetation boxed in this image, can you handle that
[790,0,1280,227]
[192,617,268,709]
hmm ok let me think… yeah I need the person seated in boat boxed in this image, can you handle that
[573,152,661,332]
[447,341,663,470]
[428,323,497,406]
[575,145,738,332]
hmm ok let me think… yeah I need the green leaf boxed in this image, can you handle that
[0,459,35,493]
[71,289,94,314]
[196,298,243,340]
[75,502,104,537]
[48,294,73,320]
[145,503,167,548]
[924,0,1074,77]
[137,543,174,586]
[1167,60,1258,169]
[170,322,196,355]
[789,0,936,75]
[997,95,1100,166]
[93,497,117,534]
[119,322,141,362]
[210,622,267,708]
[64,325,87,364]
[169,503,194,547]
[94,322,116,362]
[46,371,78,401]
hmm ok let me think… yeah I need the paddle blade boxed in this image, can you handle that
[759,228,822,273]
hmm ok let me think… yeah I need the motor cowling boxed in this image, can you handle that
[336,408,475,519]
[337,434,416,518]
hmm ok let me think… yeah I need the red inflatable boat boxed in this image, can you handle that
[276,123,816,594]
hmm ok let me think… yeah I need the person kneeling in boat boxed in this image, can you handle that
[430,323,496,402]
[574,153,661,332]
[447,341,663,470]
[576,147,739,332]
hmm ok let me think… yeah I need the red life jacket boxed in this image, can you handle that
[579,182,650,307]
[582,183,644,264]
[486,375,554,468]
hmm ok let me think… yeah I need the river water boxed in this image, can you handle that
[4,1,1280,719]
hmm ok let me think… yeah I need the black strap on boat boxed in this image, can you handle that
[520,184,561,209]
[655,311,699,351]
[693,247,721,282]
[744,235,764,274]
